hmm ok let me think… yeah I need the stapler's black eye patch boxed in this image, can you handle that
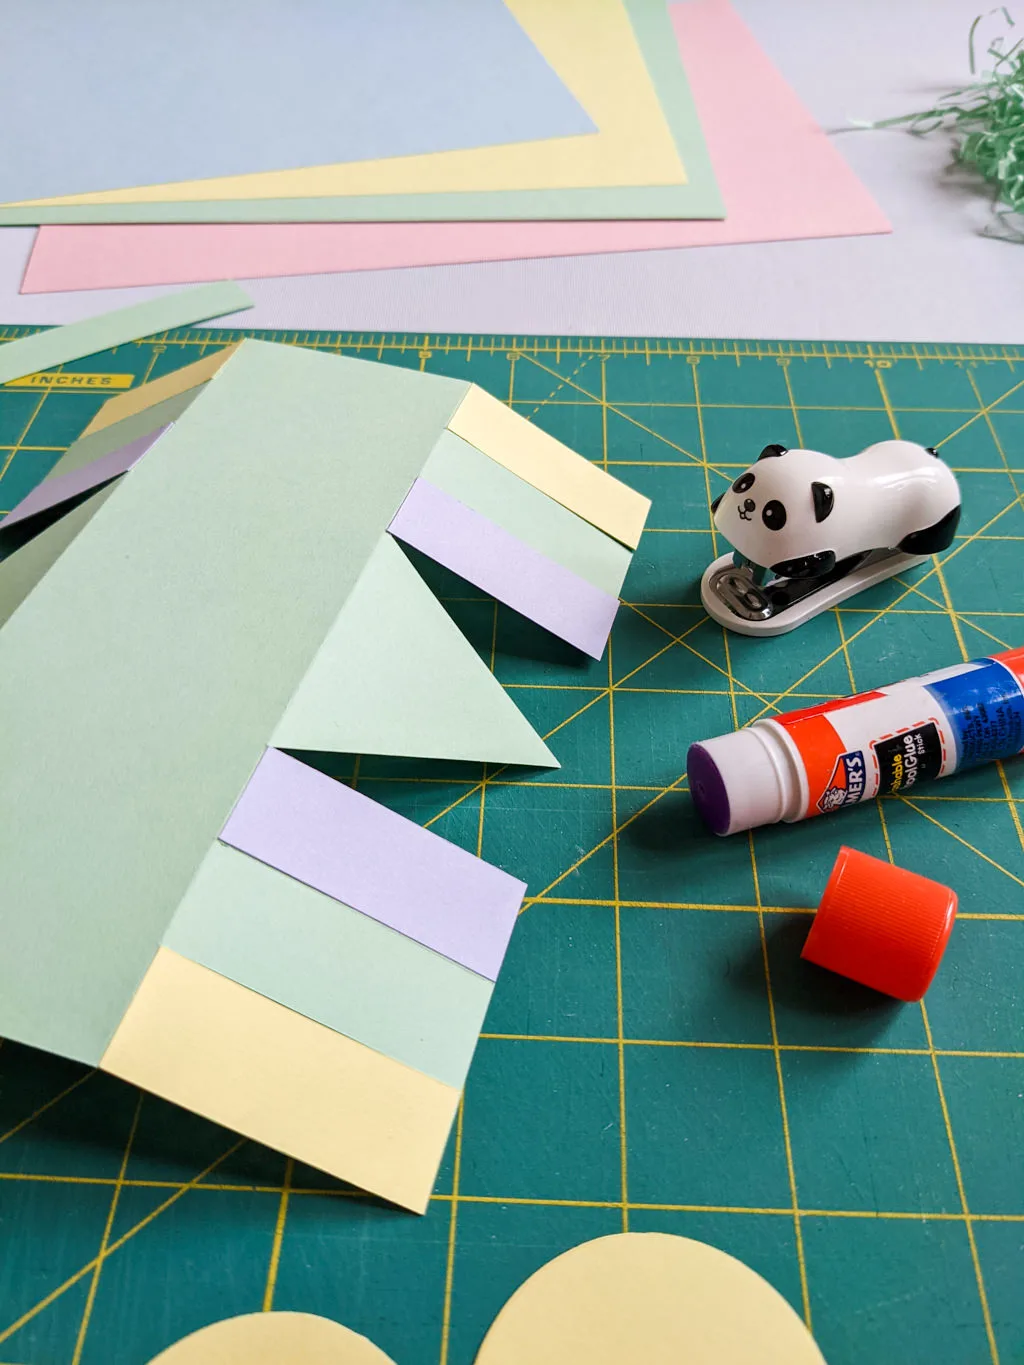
[732,472,755,494]
[811,481,834,523]
[762,500,787,530]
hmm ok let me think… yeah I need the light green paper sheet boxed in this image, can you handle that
[164,843,494,1091]
[0,485,116,628]
[0,284,252,382]
[423,430,633,598]
[0,0,723,225]
[272,533,557,768]
[0,340,470,1065]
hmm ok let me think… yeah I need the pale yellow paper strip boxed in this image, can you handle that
[101,948,460,1214]
[448,385,650,550]
[147,1313,396,1365]
[21,0,685,206]
[82,344,239,436]
[475,1233,827,1365]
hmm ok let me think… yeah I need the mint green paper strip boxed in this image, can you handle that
[0,283,252,383]
[423,430,633,598]
[0,0,723,225]
[0,340,469,1065]
[164,843,493,1090]
[271,533,557,767]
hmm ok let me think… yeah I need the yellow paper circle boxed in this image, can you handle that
[145,1312,397,1365]
[475,1233,827,1365]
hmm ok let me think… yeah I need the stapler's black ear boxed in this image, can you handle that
[710,492,724,513]
[758,443,787,460]
[811,481,834,522]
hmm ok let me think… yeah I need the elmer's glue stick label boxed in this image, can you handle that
[689,647,1024,835]
[777,688,953,818]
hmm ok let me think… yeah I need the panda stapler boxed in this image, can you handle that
[700,440,962,638]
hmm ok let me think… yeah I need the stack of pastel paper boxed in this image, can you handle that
[0,334,650,1211]
[6,0,890,298]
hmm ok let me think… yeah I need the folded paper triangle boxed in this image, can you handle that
[272,533,557,767]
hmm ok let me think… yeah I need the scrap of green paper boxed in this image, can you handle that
[423,430,633,598]
[0,283,251,382]
[164,843,495,1091]
[863,12,1024,242]
[271,533,557,767]
[0,340,470,1065]
[0,0,723,225]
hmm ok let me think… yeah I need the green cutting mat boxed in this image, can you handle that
[1,331,1022,1365]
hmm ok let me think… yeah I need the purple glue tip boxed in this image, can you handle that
[687,742,731,836]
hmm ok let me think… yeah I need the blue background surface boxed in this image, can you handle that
[0,2,592,201]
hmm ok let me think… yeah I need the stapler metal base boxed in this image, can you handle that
[700,549,928,637]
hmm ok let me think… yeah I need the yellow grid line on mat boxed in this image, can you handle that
[2,333,1023,1360]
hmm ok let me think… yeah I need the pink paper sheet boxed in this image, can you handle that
[20,0,889,295]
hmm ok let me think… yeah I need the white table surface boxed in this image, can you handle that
[0,0,1019,343]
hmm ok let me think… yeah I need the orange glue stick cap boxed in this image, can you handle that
[801,846,957,1001]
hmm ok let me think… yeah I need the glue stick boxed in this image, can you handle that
[688,646,1024,836]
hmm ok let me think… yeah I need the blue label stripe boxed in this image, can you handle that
[924,659,1024,770]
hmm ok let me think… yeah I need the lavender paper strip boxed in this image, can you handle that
[219,747,525,981]
[1,424,169,529]
[389,477,620,658]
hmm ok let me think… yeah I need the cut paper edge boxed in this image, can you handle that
[0,282,251,387]
[0,423,170,530]
[145,1312,397,1365]
[423,430,632,597]
[389,479,620,659]
[271,533,558,769]
[82,343,239,436]
[219,748,527,982]
[164,843,493,1090]
[448,384,649,549]
[475,1232,828,1365]
[101,947,460,1214]
[0,483,118,628]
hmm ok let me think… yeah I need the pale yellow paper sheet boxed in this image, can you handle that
[147,1313,396,1365]
[20,0,685,206]
[475,1233,827,1365]
[448,385,651,550]
[101,948,460,1214]
[82,345,239,436]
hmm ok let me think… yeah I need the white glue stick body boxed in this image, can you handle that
[688,646,1024,836]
